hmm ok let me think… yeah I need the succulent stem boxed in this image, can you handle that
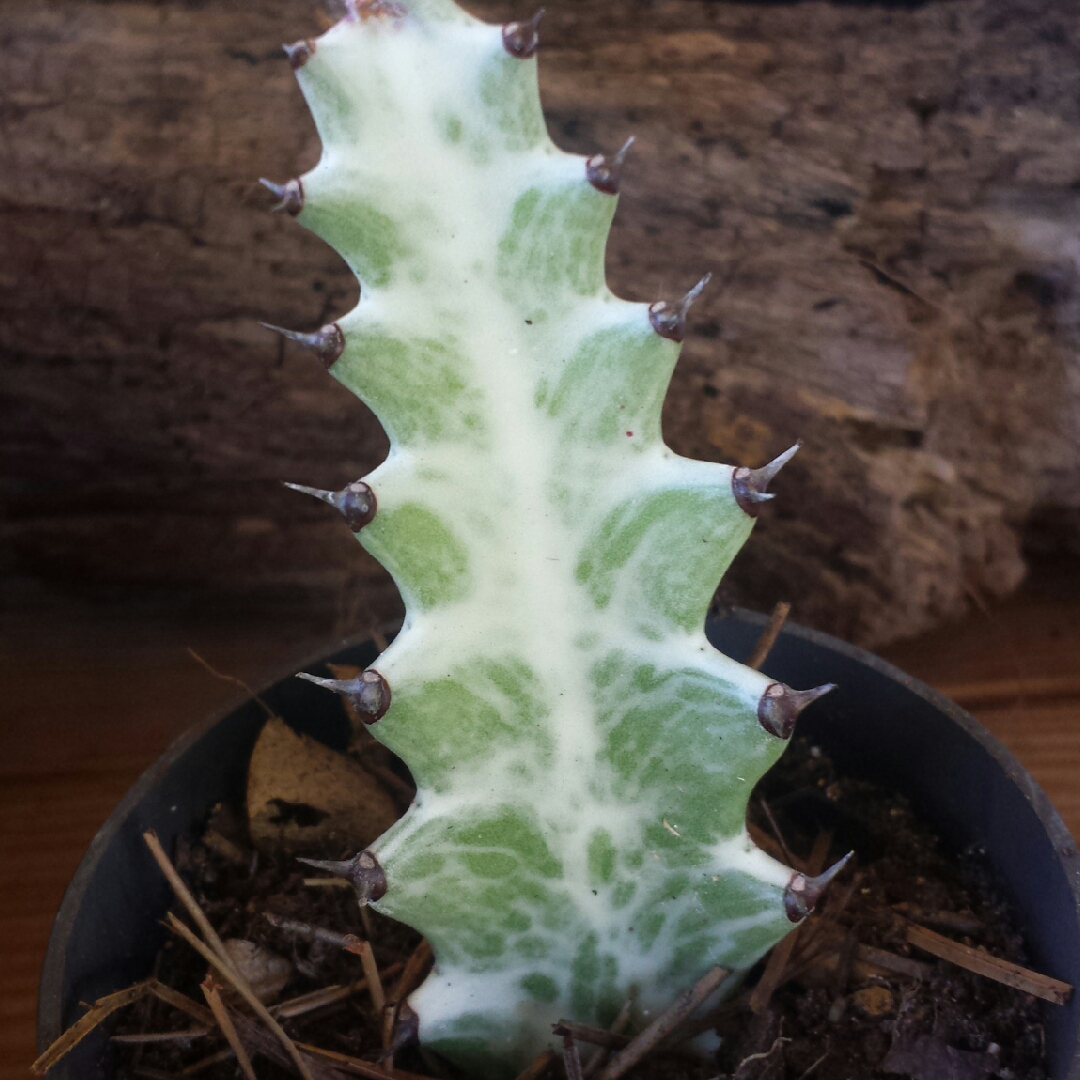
[262,4,825,1068]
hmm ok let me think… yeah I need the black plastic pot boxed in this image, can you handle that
[38,611,1080,1078]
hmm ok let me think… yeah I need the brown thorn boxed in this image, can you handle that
[283,39,314,70]
[259,177,304,215]
[261,321,346,369]
[298,842,390,902]
[648,273,711,342]
[163,913,316,1080]
[586,136,635,195]
[783,852,854,923]
[502,8,544,58]
[732,442,800,517]
[746,601,791,670]
[284,479,377,532]
[597,966,728,1080]
[757,681,836,740]
[201,977,257,1080]
[297,669,391,723]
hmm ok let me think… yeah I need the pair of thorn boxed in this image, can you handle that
[257,134,633,215]
[282,439,800,541]
[257,277,713,366]
[296,656,833,743]
[284,6,544,65]
[298,836,852,926]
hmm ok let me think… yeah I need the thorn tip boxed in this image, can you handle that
[757,681,836,739]
[586,136,635,195]
[733,441,801,516]
[502,8,544,59]
[783,852,853,921]
[261,321,345,369]
[259,177,304,216]
[284,479,376,531]
[298,849,387,905]
[298,667,391,722]
[649,273,712,342]
[283,39,314,70]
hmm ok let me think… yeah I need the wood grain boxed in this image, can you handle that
[4,0,1080,646]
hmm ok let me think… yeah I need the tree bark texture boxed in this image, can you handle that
[3,0,1079,645]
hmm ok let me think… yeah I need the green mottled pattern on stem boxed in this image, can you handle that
[273,1,812,1073]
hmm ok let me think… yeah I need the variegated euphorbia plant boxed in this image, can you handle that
[262,0,843,1073]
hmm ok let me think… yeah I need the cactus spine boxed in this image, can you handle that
[266,0,838,1073]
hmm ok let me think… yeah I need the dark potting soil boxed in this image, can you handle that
[108,736,1050,1080]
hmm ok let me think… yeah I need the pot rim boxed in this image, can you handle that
[37,610,1080,1071]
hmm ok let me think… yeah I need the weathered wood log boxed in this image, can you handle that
[3,0,1078,644]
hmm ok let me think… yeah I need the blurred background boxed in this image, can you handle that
[3,0,1079,1074]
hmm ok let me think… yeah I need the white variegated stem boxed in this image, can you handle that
[265,3,840,1075]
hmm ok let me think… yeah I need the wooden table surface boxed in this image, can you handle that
[3,581,1079,1079]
